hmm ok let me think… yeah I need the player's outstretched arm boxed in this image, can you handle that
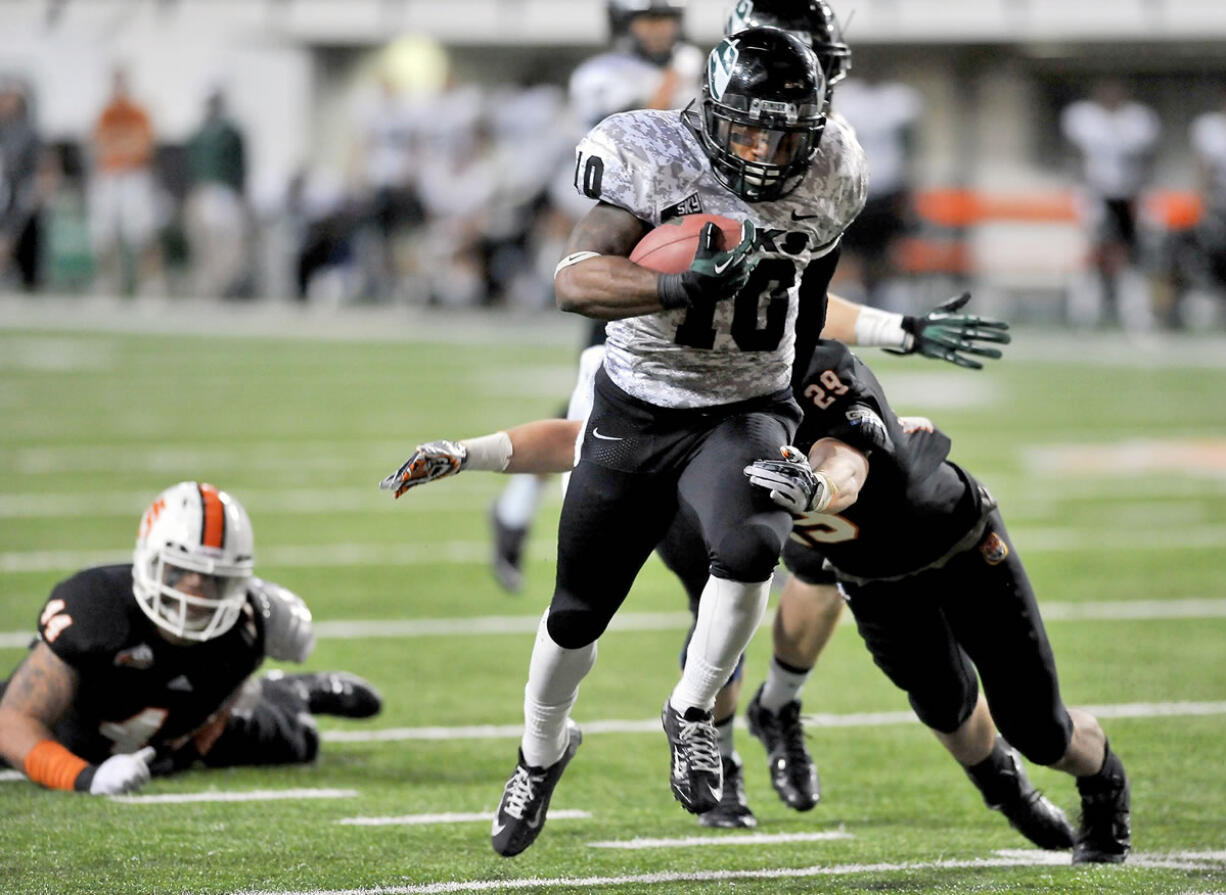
[0,642,151,793]
[380,420,583,498]
[822,292,1011,369]
[744,440,868,515]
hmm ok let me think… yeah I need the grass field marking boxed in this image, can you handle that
[109,788,358,804]
[5,599,1226,649]
[587,830,853,849]
[237,849,1226,895]
[0,769,25,782]
[321,701,1226,744]
[7,522,1226,575]
[337,810,591,827]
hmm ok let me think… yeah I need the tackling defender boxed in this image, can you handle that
[0,482,381,795]
[381,336,1132,865]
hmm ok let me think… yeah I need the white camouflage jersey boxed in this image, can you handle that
[574,108,868,408]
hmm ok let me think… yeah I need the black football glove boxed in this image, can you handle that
[889,292,1012,370]
[657,220,758,310]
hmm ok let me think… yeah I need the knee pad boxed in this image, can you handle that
[545,600,606,650]
[907,682,978,735]
[710,516,788,582]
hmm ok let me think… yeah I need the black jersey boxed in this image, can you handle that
[35,565,265,762]
[788,340,991,581]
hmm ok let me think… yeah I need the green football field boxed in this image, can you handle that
[2,308,1225,895]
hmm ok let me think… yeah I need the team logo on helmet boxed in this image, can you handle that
[728,0,754,33]
[709,38,740,102]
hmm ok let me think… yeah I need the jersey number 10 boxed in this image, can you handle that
[674,258,796,351]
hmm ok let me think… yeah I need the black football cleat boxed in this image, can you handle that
[1073,751,1131,864]
[746,684,819,811]
[278,671,383,718]
[698,755,757,829]
[490,505,528,594]
[968,741,1074,850]
[491,721,582,857]
[996,788,1076,850]
[662,700,723,814]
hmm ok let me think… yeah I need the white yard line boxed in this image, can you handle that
[322,701,1226,744]
[4,599,1225,651]
[5,522,1226,576]
[587,830,853,849]
[238,850,1226,895]
[0,769,26,782]
[110,788,357,804]
[338,810,590,827]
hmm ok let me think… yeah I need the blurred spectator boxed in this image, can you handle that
[286,167,358,303]
[184,90,249,298]
[352,75,423,302]
[1060,80,1160,329]
[0,83,43,291]
[1190,89,1226,309]
[834,74,923,310]
[90,67,161,295]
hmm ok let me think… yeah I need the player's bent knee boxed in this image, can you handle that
[908,686,977,735]
[710,518,789,582]
[545,604,606,650]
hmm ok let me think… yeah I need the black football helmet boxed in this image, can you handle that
[692,28,828,203]
[608,0,686,65]
[725,0,851,88]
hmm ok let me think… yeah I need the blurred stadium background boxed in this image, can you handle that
[2,2,1226,894]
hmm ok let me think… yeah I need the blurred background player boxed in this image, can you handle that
[0,81,45,292]
[489,0,703,593]
[89,66,162,297]
[833,71,923,311]
[183,89,249,299]
[1189,87,1226,313]
[0,482,381,796]
[1060,80,1161,330]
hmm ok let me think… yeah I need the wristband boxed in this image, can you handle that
[462,431,513,472]
[554,251,601,278]
[853,305,911,350]
[657,273,693,310]
[24,739,94,791]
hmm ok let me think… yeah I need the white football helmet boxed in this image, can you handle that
[132,482,254,642]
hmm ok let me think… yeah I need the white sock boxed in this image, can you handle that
[715,713,737,760]
[670,575,771,713]
[495,474,546,530]
[758,656,812,712]
[521,610,596,768]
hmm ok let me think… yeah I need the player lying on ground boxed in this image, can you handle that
[380,337,1131,864]
[0,482,381,795]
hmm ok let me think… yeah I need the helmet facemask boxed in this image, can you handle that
[134,548,251,642]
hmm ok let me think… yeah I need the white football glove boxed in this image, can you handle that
[379,440,468,498]
[90,746,156,795]
[250,578,315,663]
[743,445,833,514]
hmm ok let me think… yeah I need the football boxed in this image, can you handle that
[628,214,744,274]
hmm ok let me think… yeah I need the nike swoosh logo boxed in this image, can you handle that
[592,429,624,441]
[707,784,721,802]
[791,211,819,221]
[491,819,506,837]
[712,256,736,275]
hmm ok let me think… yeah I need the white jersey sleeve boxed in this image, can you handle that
[573,113,664,220]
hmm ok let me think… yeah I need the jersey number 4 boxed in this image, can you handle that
[675,258,796,351]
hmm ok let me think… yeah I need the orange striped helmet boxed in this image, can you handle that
[132,482,254,642]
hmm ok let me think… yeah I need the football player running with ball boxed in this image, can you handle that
[496,28,864,857]
[0,482,381,795]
